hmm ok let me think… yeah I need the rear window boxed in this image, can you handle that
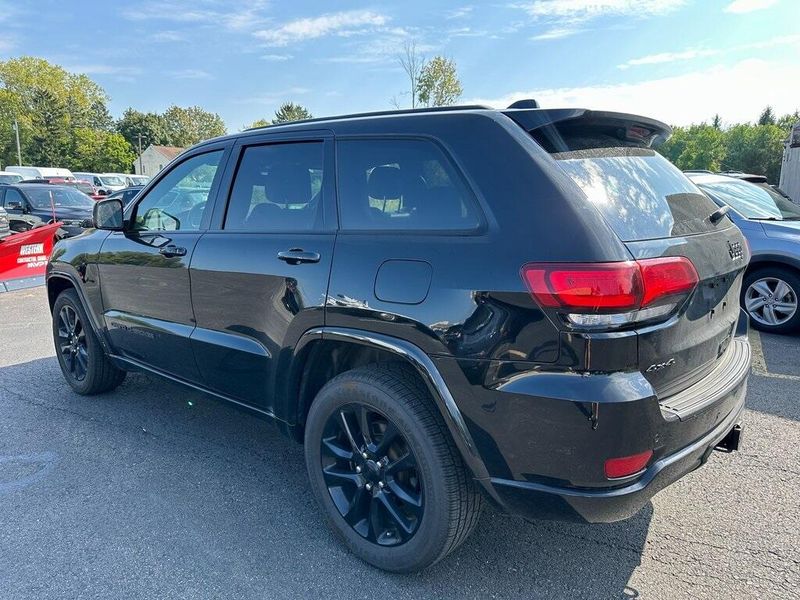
[697,179,800,221]
[555,147,727,241]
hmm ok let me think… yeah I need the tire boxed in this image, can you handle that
[52,289,126,394]
[304,363,483,572]
[742,267,800,334]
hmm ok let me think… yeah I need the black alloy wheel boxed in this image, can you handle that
[56,305,88,382]
[320,403,423,546]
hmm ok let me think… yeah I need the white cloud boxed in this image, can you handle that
[170,69,213,80]
[618,34,800,69]
[618,48,720,69]
[151,30,185,42]
[124,1,269,30]
[446,6,474,19]
[515,0,687,20]
[261,54,293,62]
[467,59,800,125]
[724,0,779,14]
[531,27,582,40]
[253,10,389,46]
[65,64,142,77]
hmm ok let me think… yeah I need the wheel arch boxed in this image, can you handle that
[46,273,111,353]
[747,255,800,280]
[282,327,493,485]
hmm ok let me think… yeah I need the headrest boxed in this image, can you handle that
[264,164,311,205]
[368,165,402,199]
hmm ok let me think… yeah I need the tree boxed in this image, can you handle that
[244,118,271,129]
[757,106,776,126]
[417,56,462,107]
[0,56,112,167]
[724,123,785,182]
[272,102,312,124]
[393,40,426,109]
[116,108,169,151]
[70,129,136,172]
[162,105,227,147]
[712,114,722,130]
[658,124,725,171]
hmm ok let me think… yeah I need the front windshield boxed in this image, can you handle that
[699,180,800,221]
[25,187,95,210]
[99,175,126,186]
[0,174,23,184]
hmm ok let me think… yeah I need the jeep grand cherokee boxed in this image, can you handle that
[47,104,750,572]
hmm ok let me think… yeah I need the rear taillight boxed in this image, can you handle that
[521,257,698,329]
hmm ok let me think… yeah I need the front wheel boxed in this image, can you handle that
[304,363,482,572]
[742,268,800,334]
[52,289,126,394]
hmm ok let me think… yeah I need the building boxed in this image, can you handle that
[134,145,185,176]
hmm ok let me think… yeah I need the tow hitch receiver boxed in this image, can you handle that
[715,423,743,453]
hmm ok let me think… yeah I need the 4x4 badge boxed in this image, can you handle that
[728,240,743,261]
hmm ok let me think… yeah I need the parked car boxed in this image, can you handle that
[0,171,24,184]
[3,184,93,237]
[73,172,128,195]
[47,104,749,573]
[687,172,800,333]
[105,185,144,206]
[6,166,74,180]
[22,177,107,201]
[127,175,150,186]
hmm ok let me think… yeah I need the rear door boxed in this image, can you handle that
[189,131,336,412]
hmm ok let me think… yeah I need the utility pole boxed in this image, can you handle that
[137,133,143,174]
[12,118,22,165]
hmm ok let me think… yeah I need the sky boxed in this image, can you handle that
[1,0,798,131]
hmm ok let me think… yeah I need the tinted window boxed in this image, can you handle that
[23,187,94,209]
[556,148,727,241]
[337,139,481,231]
[224,142,323,231]
[698,180,800,221]
[4,188,25,208]
[132,150,223,232]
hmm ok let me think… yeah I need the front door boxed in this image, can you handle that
[189,134,336,411]
[97,146,229,383]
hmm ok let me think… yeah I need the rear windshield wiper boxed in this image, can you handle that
[709,205,730,225]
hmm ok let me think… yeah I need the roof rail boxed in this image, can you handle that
[245,104,495,131]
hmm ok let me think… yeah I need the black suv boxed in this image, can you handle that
[3,184,93,237]
[47,105,751,572]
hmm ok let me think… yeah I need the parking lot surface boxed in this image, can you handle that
[0,287,798,599]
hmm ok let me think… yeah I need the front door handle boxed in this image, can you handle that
[159,244,187,258]
[277,248,321,265]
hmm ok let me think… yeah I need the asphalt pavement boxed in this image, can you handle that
[0,287,798,599]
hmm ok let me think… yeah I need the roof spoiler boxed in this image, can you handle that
[502,108,672,150]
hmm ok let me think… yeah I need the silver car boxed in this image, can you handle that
[688,173,800,334]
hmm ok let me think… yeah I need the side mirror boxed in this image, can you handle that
[93,198,124,231]
[97,189,109,196]
[6,200,22,212]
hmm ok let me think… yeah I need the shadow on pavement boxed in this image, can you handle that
[0,356,651,599]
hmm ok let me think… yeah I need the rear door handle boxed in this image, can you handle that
[159,245,187,258]
[277,248,321,265]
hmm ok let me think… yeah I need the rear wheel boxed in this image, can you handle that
[304,363,482,572]
[743,268,800,334]
[52,289,126,394]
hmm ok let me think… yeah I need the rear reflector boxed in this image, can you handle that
[521,257,698,328]
[604,450,653,479]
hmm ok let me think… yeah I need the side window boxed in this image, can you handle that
[131,150,223,232]
[4,188,25,209]
[337,138,481,231]
[94,177,102,186]
[224,141,324,232]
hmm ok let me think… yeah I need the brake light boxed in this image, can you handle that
[521,257,698,329]
[604,450,653,479]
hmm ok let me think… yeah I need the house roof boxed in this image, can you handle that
[146,145,185,159]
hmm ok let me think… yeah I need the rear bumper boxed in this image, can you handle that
[434,333,751,524]
[488,381,746,523]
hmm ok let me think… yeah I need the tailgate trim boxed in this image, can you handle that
[659,338,751,420]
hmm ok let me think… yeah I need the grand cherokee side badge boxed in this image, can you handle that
[646,358,676,373]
